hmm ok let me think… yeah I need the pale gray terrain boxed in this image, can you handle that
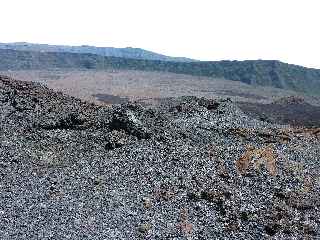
[2,69,319,106]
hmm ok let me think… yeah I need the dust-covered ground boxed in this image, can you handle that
[3,69,320,105]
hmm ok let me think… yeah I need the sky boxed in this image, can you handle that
[1,0,320,68]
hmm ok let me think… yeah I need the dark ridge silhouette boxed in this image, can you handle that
[0,42,195,62]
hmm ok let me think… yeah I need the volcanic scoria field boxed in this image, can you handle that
[0,75,319,239]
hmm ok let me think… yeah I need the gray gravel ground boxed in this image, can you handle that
[0,75,319,239]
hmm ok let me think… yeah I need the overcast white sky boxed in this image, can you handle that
[1,0,319,68]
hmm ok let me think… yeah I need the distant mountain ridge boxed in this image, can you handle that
[0,48,320,95]
[0,42,195,62]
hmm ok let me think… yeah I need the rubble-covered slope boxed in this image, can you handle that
[0,75,319,239]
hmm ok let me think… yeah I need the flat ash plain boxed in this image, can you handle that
[3,69,320,105]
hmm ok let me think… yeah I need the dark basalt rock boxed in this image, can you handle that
[198,98,221,111]
[0,75,319,239]
[39,113,87,130]
[109,108,151,139]
[105,130,128,150]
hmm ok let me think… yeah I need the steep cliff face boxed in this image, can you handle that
[1,49,320,95]
[1,75,319,239]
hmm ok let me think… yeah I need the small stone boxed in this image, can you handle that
[142,197,152,209]
[138,223,152,233]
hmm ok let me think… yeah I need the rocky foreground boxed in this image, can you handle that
[0,75,319,239]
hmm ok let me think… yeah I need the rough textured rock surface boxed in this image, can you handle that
[0,75,319,239]
[238,96,320,128]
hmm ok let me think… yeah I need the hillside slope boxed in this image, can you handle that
[238,96,320,127]
[0,49,320,95]
[0,42,195,62]
[0,75,319,239]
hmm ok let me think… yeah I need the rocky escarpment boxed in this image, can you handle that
[1,49,320,95]
[0,75,319,239]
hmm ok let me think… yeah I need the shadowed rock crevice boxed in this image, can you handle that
[39,113,87,130]
[109,108,151,139]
